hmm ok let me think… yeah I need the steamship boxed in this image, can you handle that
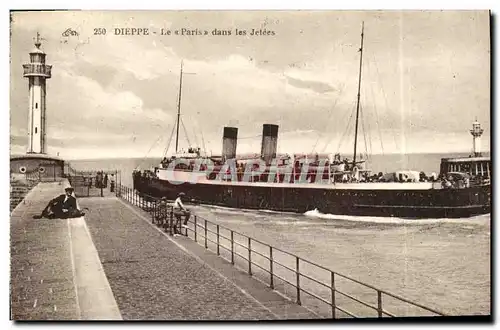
[133,24,491,219]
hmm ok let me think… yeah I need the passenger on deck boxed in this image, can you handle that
[442,177,453,189]
[34,187,84,219]
[160,157,168,168]
[343,158,349,171]
[419,172,427,182]
[377,172,384,181]
[174,192,191,235]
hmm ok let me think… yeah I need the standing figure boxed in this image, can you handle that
[110,174,115,192]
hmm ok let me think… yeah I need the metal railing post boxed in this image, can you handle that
[151,200,154,223]
[169,207,174,236]
[204,219,208,248]
[296,257,301,305]
[377,291,383,317]
[216,225,220,255]
[248,237,252,275]
[230,231,234,265]
[269,246,274,289]
[194,216,197,242]
[331,271,336,319]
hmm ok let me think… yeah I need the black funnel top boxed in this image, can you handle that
[223,127,238,139]
[262,124,279,137]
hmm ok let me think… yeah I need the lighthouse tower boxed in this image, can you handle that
[10,33,64,180]
[470,119,484,157]
[23,33,52,154]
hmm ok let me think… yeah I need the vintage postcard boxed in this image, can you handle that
[9,10,491,321]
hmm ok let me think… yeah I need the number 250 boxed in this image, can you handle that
[93,28,107,35]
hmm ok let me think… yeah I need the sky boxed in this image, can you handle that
[9,10,491,159]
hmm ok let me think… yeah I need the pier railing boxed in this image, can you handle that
[64,164,121,197]
[23,164,62,183]
[116,184,447,319]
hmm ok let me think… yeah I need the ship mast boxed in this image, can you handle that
[352,22,364,166]
[175,60,184,153]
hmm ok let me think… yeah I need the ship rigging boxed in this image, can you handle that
[132,23,490,219]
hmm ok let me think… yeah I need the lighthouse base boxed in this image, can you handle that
[10,154,65,182]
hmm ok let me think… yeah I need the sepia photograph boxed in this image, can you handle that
[9,9,491,321]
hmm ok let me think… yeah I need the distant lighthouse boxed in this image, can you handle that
[23,32,52,154]
[470,119,484,157]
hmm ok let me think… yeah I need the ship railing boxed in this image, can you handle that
[116,184,447,319]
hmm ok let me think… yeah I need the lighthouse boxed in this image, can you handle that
[23,32,52,154]
[470,119,484,157]
[10,33,64,180]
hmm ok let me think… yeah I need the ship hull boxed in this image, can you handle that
[132,175,491,219]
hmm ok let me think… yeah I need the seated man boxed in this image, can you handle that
[34,187,84,219]
[173,192,191,235]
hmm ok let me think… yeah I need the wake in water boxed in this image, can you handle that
[137,194,490,227]
[189,201,491,227]
[304,208,491,225]
[191,203,298,217]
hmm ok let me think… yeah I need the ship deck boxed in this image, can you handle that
[156,170,438,190]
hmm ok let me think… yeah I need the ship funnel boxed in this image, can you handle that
[222,127,238,162]
[260,124,279,164]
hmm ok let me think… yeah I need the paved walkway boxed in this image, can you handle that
[11,182,315,320]
[11,182,79,320]
[10,181,121,320]
[80,197,316,320]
